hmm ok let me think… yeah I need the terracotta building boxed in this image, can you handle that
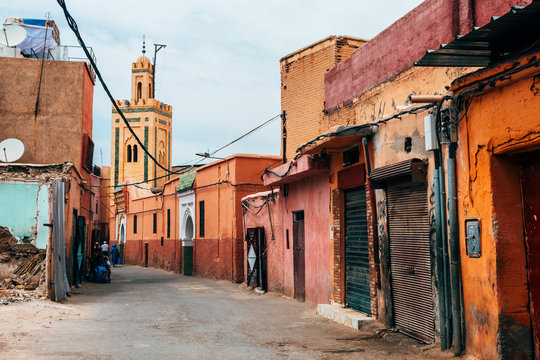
[280,36,366,162]
[244,0,534,357]
[0,24,101,298]
[193,154,280,282]
[111,46,173,188]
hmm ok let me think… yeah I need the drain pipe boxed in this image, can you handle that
[363,138,380,288]
[447,143,463,355]
[433,158,450,350]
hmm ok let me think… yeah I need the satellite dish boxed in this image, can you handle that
[0,25,27,47]
[0,138,25,163]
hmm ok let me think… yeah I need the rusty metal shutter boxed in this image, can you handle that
[345,188,371,314]
[387,182,434,343]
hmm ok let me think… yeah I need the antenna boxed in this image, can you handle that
[0,25,27,47]
[0,138,25,163]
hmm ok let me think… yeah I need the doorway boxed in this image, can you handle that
[293,211,305,302]
[521,150,540,357]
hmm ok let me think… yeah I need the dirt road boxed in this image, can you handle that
[0,266,458,359]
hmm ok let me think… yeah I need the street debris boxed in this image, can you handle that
[0,226,46,303]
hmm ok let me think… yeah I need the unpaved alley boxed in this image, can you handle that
[0,266,457,360]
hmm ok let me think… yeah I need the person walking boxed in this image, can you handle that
[108,243,121,267]
[101,241,109,256]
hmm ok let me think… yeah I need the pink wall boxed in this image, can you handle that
[324,0,530,109]
[244,173,330,304]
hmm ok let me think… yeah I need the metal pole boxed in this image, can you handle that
[152,44,166,99]
[447,143,463,355]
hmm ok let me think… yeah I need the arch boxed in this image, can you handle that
[127,144,132,162]
[133,145,138,162]
[137,82,142,100]
[185,215,194,239]
[119,223,125,243]
[182,208,195,240]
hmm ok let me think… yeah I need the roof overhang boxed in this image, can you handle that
[297,125,377,155]
[262,155,329,187]
[415,2,540,67]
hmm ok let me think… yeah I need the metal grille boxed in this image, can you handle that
[345,188,371,314]
[387,182,434,343]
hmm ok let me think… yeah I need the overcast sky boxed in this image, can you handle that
[1,0,423,167]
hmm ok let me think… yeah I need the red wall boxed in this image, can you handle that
[324,0,530,110]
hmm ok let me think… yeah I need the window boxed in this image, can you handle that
[149,83,152,98]
[133,145,138,162]
[127,145,132,162]
[153,213,157,234]
[343,145,359,167]
[167,209,171,238]
[137,82,142,100]
[133,215,138,234]
[199,201,205,237]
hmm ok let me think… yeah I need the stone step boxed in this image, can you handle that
[317,303,384,331]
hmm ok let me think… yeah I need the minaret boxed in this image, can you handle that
[111,37,172,188]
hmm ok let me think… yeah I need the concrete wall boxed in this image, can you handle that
[0,57,94,175]
[122,177,182,273]
[193,155,280,282]
[0,182,50,249]
[451,50,540,359]
[324,0,530,110]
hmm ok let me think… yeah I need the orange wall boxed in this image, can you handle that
[193,155,280,281]
[452,51,540,359]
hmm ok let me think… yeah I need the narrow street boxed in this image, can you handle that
[0,266,453,360]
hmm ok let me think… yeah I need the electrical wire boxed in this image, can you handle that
[56,0,173,174]
[207,114,280,157]
[295,103,437,154]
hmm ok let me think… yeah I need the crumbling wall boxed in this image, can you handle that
[0,226,46,293]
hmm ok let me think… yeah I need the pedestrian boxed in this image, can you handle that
[108,243,121,267]
[101,241,109,256]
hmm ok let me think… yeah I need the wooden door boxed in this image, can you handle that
[293,211,305,302]
[522,150,540,358]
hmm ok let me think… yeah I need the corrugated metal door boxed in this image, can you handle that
[521,150,540,357]
[345,188,371,314]
[387,182,434,343]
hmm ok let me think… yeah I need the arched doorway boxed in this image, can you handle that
[185,214,194,240]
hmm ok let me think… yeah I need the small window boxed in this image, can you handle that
[153,213,157,234]
[127,145,132,162]
[133,215,138,234]
[167,209,171,238]
[343,145,359,167]
[133,145,138,162]
[199,201,205,237]
[149,83,152,98]
[137,82,142,100]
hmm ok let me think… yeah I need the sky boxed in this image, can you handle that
[1,0,424,167]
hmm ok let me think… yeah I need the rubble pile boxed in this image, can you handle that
[0,226,46,296]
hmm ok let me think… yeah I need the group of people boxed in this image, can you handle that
[99,241,121,267]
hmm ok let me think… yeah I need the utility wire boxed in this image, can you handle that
[208,114,280,157]
[57,0,172,174]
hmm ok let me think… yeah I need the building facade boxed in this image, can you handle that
[111,50,173,188]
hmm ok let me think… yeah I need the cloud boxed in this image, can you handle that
[1,0,423,166]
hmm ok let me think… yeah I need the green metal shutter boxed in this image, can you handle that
[345,187,371,314]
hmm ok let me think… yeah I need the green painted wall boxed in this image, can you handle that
[0,183,50,249]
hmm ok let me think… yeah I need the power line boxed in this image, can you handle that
[207,114,280,157]
[56,0,172,175]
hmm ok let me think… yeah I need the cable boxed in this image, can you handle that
[295,103,437,154]
[208,114,280,157]
[56,0,172,174]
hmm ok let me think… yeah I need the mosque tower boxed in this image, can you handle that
[111,39,172,188]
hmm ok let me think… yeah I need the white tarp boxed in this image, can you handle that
[3,19,58,55]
